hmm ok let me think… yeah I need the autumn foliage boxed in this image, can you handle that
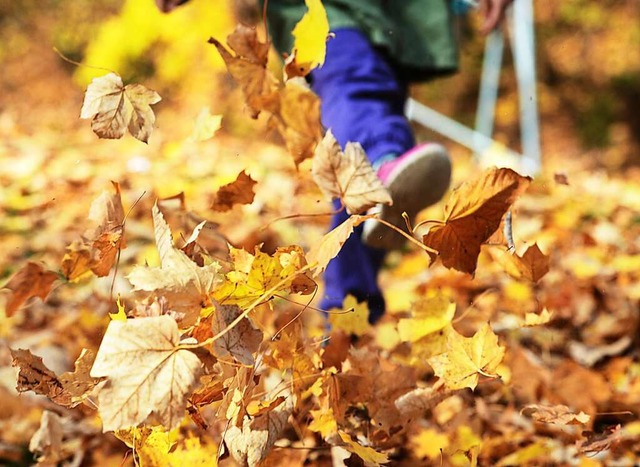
[2,1,640,467]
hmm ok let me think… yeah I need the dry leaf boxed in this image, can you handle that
[127,204,222,325]
[211,303,263,365]
[90,316,204,431]
[225,398,293,467]
[210,170,257,212]
[328,295,370,336]
[428,324,505,390]
[397,295,456,343]
[312,130,392,215]
[2,261,58,316]
[209,25,279,118]
[80,73,161,143]
[511,244,550,282]
[190,107,222,141]
[338,431,389,466]
[523,308,553,327]
[423,167,531,274]
[306,214,374,277]
[521,404,591,425]
[84,181,126,277]
[29,410,64,464]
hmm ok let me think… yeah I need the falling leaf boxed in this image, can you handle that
[308,408,338,438]
[554,172,570,185]
[225,399,293,467]
[60,240,93,282]
[422,167,531,274]
[209,25,279,118]
[306,214,374,277]
[29,410,64,465]
[2,262,58,316]
[397,295,456,343]
[80,72,161,143]
[11,348,99,408]
[411,428,450,460]
[521,404,591,425]
[84,181,126,277]
[190,107,222,141]
[127,204,222,325]
[500,243,550,282]
[288,0,330,76]
[523,308,553,326]
[329,295,370,336]
[210,170,257,212]
[312,130,392,215]
[339,431,389,466]
[211,303,263,365]
[115,425,178,467]
[273,79,323,166]
[109,297,127,321]
[246,396,286,417]
[90,316,204,431]
[428,324,505,390]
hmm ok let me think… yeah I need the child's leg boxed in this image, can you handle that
[310,29,415,323]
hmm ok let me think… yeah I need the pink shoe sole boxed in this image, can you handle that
[362,143,451,250]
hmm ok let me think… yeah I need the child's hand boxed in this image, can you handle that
[155,0,190,13]
[479,0,514,34]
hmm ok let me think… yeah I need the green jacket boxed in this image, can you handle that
[264,0,459,81]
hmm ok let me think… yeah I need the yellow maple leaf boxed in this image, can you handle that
[308,408,338,438]
[329,295,370,336]
[397,295,456,343]
[411,428,449,460]
[291,0,329,73]
[339,431,389,466]
[428,323,505,390]
[189,107,222,142]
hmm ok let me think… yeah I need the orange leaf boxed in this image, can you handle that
[422,167,531,275]
[3,262,58,316]
[512,243,550,282]
[210,170,257,212]
[521,404,591,425]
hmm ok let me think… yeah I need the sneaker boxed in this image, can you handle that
[361,143,451,250]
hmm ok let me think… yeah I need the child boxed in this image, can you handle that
[156,0,512,322]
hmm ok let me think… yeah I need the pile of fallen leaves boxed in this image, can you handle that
[2,2,640,466]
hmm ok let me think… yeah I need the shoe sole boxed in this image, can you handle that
[362,144,451,250]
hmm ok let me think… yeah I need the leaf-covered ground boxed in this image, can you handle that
[2,1,640,466]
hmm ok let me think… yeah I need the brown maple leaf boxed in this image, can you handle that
[3,262,58,316]
[210,170,257,212]
[422,167,531,275]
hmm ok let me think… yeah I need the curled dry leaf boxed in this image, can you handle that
[11,348,99,408]
[127,204,222,325]
[90,316,204,431]
[225,399,293,467]
[306,214,374,277]
[312,130,392,215]
[29,410,64,465]
[211,303,263,365]
[2,261,58,316]
[209,25,279,118]
[521,404,591,425]
[210,170,257,212]
[422,167,531,275]
[428,324,505,390]
[80,72,161,143]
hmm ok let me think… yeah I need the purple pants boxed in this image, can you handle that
[310,29,416,322]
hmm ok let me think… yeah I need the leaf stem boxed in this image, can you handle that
[373,217,438,254]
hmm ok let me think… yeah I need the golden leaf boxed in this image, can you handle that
[189,107,222,142]
[428,324,505,390]
[210,170,257,212]
[90,316,203,431]
[397,295,456,343]
[284,0,330,78]
[329,295,370,336]
[423,167,531,274]
[339,431,389,466]
[306,214,374,277]
[80,73,161,143]
[312,130,392,215]
[521,404,591,425]
[2,261,58,316]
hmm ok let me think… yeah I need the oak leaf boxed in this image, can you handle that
[428,324,505,390]
[312,131,392,215]
[127,204,222,325]
[80,73,161,143]
[209,25,279,118]
[211,303,263,365]
[339,431,389,466]
[422,167,531,274]
[286,0,330,77]
[210,170,257,212]
[2,262,58,316]
[90,316,204,431]
[521,404,591,425]
[306,214,374,277]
